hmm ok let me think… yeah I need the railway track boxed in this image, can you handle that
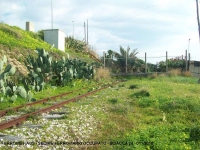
[0,81,119,130]
[0,82,104,118]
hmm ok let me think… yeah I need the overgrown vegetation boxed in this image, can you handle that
[102,46,145,73]
[157,59,186,72]
[0,48,96,108]
[83,75,200,149]
[0,23,103,108]
[94,67,110,81]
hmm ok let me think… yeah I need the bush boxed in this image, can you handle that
[132,89,150,98]
[168,69,181,77]
[189,126,200,142]
[150,72,158,78]
[129,84,138,89]
[94,67,110,81]
[108,98,118,104]
[182,71,192,77]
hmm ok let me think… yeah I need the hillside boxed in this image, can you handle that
[0,23,100,76]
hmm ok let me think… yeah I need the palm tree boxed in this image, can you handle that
[114,46,139,72]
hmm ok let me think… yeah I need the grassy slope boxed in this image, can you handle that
[0,23,97,63]
[66,76,200,149]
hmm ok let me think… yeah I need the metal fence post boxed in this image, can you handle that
[186,50,187,71]
[188,53,190,71]
[166,51,168,72]
[145,52,147,73]
[103,51,105,68]
[126,50,127,74]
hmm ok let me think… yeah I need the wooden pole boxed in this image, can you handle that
[145,52,147,73]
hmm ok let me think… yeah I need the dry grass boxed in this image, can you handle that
[150,72,158,78]
[182,71,192,77]
[0,24,22,39]
[94,67,110,81]
[168,69,192,77]
[159,73,167,77]
[150,73,167,78]
[167,69,181,77]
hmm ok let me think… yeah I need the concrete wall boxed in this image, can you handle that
[189,61,200,77]
[26,22,34,32]
[43,29,65,52]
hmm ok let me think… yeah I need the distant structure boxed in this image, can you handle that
[26,22,34,32]
[189,61,200,77]
[43,29,65,52]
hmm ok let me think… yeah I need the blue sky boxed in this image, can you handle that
[0,0,199,64]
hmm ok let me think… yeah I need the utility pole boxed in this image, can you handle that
[87,20,88,45]
[51,0,53,29]
[196,0,200,42]
[72,21,74,38]
[84,22,86,43]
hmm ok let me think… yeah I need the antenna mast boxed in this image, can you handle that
[196,0,200,42]
[51,0,53,29]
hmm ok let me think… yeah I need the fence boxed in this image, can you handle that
[102,50,199,76]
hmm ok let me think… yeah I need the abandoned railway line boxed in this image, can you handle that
[0,81,120,131]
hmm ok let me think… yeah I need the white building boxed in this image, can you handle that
[26,22,34,32]
[43,29,65,52]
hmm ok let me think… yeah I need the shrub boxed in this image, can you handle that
[182,71,192,77]
[150,72,158,78]
[109,104,128,114]
[189,126,200,142]
[168,69,181,77]
[129,84,138,89]
[94,67,110,81]
[132,89,150,98]
[108,98,118,104]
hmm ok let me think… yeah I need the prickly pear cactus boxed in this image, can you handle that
[25,48,51,91]
[0,55,30,102]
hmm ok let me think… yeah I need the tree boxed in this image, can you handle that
[103,46,144,73]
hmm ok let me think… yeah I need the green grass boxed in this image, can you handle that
[0,79,98,110]
[0,23,57,51]
[65,48,97,64]
[63,75,200,149]
[1,76,200,149]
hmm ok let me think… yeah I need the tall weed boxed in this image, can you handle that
[94,67,110,81]
[168,69,181,77]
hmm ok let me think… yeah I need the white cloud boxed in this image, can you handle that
[0,0,199,63]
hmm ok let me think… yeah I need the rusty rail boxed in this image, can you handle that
[0,81,119,130]
[0,82,101,117]
[0,81,106,117]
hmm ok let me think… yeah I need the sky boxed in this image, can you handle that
[0,0,199,64]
